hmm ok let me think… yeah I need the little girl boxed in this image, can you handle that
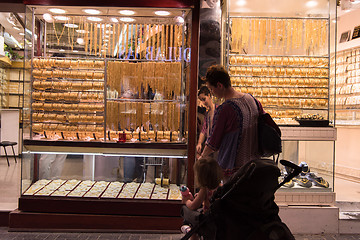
[181,157,223,239]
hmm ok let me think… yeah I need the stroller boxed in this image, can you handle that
[181,159,302,240]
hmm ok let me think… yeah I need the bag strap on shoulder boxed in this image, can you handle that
[252,95,281,164]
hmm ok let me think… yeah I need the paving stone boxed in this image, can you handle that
[0,228,359,239]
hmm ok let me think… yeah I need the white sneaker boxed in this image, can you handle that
[181,225,191,234]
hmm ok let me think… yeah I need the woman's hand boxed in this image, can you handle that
[196,143,202,154]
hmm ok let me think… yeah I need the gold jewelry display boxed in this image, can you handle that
[112,24,116,57]
[94,23,98,55]
[53,21,66,45]
[66,17,76,51]
[117,24,121,58]
[89,23,93,54]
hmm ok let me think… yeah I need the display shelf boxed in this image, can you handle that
[230,75,329,79]
[0,56,11,67]
[226,14,332,122]
[30,58,106,140]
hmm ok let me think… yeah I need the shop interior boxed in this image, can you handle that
[0,0,359,217]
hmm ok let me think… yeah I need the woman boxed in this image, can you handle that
[200,65,262,179]
[196,85,217,157]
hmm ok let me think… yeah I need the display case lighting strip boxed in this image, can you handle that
[24,151,187,159]
[24,151,103,156]
[103,153,187,158]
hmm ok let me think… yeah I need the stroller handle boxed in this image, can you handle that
[280,160,302,172]
[278,160,302,189]
[221,162,256,200]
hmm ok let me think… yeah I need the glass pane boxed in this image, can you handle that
[21,152,187,200]
[225,0,335,126]
[278,140,334,191]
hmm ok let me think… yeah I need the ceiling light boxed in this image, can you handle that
[64,23,78,28]
[87,17,103,22]
[19,32,25,36]
[76,38,84,45]
[111,17,119,23]
[10,35,22,48]
[76,29,88,34]
[59,49,65,52]
[49,8,66,14]
[73,50,79,52]
[83,9,101,15]
[43,13,53,22]
[305,0,318,8]
[7,17,16,26]
[119,10,135,15]
[54,16,69,21]
[155,11,170,16]
[120,17,135,22]
[236,0,247,6]
[174,16,184,24]
[13,26,21,31]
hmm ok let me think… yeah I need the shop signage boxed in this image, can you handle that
[118,47,191,62]
[352,25,360,40]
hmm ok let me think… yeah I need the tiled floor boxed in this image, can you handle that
[0,158,20,211]
[0,227,359,240]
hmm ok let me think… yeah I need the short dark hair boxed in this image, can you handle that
[198,85,211,97]
[205,65,231,88]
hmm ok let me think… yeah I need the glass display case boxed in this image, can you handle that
[15,1,199,231]
[224,0,336,127]
[0,61,30,123]
[331,46,360,125]
[222,0,337,202]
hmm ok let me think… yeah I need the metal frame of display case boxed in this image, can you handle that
[11,0,200,232]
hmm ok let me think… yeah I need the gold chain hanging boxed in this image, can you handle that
[53,20,66,45]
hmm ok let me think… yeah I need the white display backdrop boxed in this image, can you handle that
[0,109,19,155]
[335,8,360,183]
[337,8,360,52]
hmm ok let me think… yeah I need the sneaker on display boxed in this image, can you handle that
[306,172,329,188]
[181,225,191,234]
[299,162,310,177]
[279,174,295,188]
[294,176,312,188]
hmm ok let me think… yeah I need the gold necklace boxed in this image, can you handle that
[53,20,66,45]
[67,17,76,50]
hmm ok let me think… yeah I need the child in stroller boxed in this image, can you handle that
[181,158,301,240]
[181,157,223,240]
